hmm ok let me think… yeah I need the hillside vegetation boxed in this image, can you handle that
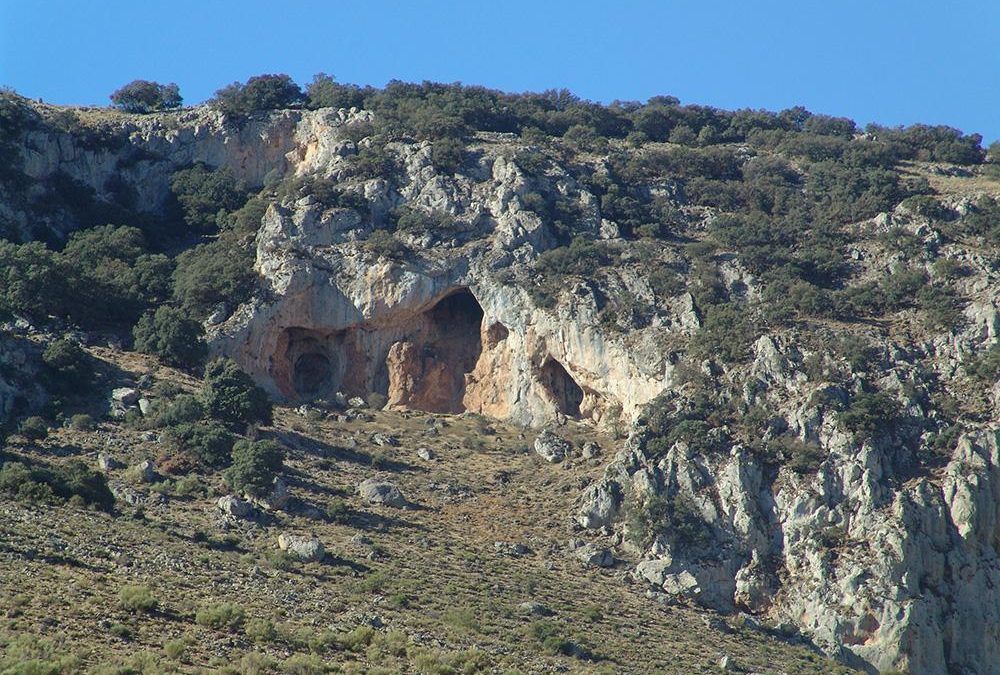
[1,75,999,673]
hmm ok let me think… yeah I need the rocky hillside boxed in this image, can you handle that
[1,81,999,673]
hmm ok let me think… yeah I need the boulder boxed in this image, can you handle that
[131,459,157,483]
[371,432,399,447]
[277,533,325,562]
[97,452,123,471]
[137,398,153,416]
[111,387,140,407]
[582,441,601,459]
[573,542,614,568]
[416,447,434,461]
[250,476,290,511]
[217,495,254,519]
[347,396,367,409]
[358,478,407,507]
[494,541,530,557]
[534,430,571,463]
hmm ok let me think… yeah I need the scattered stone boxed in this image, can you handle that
[371,432,399,447]
[718,655,738,671]
[494,541,530,557]
[109,482,144,506]
[217,495,254,519]
[97,452,123,471]
[250,477,289,511]
[132,459,157,483]
[277,533,325,562]
[358,478,407,507]
[534,430,571,463]
[140,431,158,442]
[111,387,140,407]
[416,447,434,460]
[573,542,614,568]
[350,533,373,547]
[582,441,601,459]
[518,601,554,616]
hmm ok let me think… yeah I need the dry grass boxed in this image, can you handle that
[0,348,854,674]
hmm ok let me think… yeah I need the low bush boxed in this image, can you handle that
[18,416,48,441]
[200,358,273,430]
[118,585,158,613]
[0,459,114,510]
[195,602,245,630]
[225,439,284,497]
[838,391,902,440]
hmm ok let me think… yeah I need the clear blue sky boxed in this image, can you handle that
[2,1,998,141]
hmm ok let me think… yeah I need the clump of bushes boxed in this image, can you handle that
[42,339,94,395]
[625,492,710,550]
[132,305,207,370]
[225,439,284,497]
[18,416,48,441]
[171,237,256,319]
[163,422,235,469]
[195,602,245,630]
[169,163,249,233]
[838,391,902,440]
[0,459,114,510]
[199,358,273,430]
[211,74,303,116]
[110,80,182,113]
[118,585,159,613]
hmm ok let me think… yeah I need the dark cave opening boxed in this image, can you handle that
[293,351,334,399]
[540,358,584,417]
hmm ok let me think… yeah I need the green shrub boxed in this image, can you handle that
[169,163,249,233]
[18,416,48,441]
[838,391,902,440]
[163,639,186,661]
[164,421,235,468]
[0,459,114,510]
[966,344,1000,381]
[172,237,256,318]
[68,414,95,431]
[225,439,284,497]
[42,339,94,395]
[211,74,303,115]
[195,602,245,630]
[156,393,205,427]
[200,358,273,430]
[118,585,158,613]
[110,80,182,113]
[625,493,709,549]
[363,229,409,260]
[133,305,207,370]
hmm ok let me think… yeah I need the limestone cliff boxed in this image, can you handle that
[5,99,1000,673]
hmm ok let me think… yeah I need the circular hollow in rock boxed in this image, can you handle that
[293,352,333,398]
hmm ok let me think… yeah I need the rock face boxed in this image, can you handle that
[200,116,671,428]
[12,100,1000,673]
[580,402,1000,672]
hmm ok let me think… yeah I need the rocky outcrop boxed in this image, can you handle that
[210,126,673,427]
[579,330,1000,674]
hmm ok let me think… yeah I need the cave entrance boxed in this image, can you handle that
[386,288,485,413]
[540,358,583,417]
[293,352,334,398]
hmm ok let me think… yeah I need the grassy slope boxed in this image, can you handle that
[0,348,853,674]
